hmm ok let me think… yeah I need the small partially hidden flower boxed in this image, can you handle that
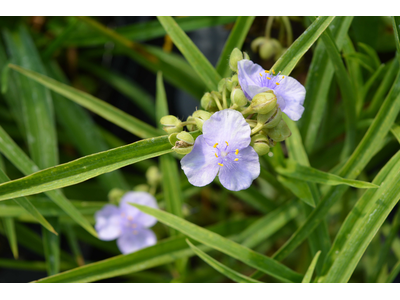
[95,192,158,254]
[181,109,260,191]
[238,59,306,121]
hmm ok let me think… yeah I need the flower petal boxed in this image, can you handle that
[95,204,121,241]
[117,228,157,254]
[119,192,159,228]
[202,109,251,150]
[237,59,265,100]
[181,135,219,187]
[274,76,306,121]
[218,146,260,191]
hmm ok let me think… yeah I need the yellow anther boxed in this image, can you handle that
[276,82,280,85]
[132,224,137,228]
[235,149,239,155]
[272,69,276,74]
[234,158,239,161]
[282,76,285,79]
[259,73,262,77]
[218,163,224,167]
[225,141,229,146]
[127,216,133,221]
[215,153,218,158]
[213,143,218,148]
[133,230,138,235]
[267,77,271,80]
[265,70,270,73]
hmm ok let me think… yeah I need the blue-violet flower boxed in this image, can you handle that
[181,109,260,191]
[95,191,158,254]
[238,59,306,121]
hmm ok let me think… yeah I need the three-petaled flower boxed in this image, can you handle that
[181,109,260,191]
[95,192,158,254]
[238,59,306,121]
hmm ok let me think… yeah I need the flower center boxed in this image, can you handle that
[258,69,286,88]
[213,141,239,167]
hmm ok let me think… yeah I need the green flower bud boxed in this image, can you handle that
[172,131,194,155]
[259,38,282,60]
[186,116,197,132]
[250,91,277,114]
[262,108,282,129]
[251,37,267,53]
[229,48,243,72]
[201,92,217,111]
[160,115,183,134]
[267,119,292,142]
[192,110,212,132]
[250,134,270,156]
[146,166,161,187]
[108,188,126,205]
[231,87,248,107]
[218,78,228,93]
[231,74,238,85]
[243,52,250,60]
[133,184,150,192]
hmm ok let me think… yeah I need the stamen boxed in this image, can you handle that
[272,69,276,74]
[127,216,133,221]
[267,77,271,80]
[259,73,262,77]
[218,163,224,167]
[276,82,280,85]
[215,153,218,158]
[132,224,137,228]
[225,141,229,146]
[213,143,218,148]
[133,230,138,235]
[234,158,239,161]
[282,76,285,79]
[265,70,270,73]
[235,149,239,155]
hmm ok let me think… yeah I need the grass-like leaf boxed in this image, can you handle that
[1,217,18,259]
[131,204,303,283]
[186,239,261,283]
[157,16,221,91]
[302,251,321,283]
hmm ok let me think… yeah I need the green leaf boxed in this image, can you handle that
[155,71,169,126]
[34,218,253,282]
[186,239,261,283]
[0,126,179,202]
[46,61,129,191]
[2,217,18,258]
[276,159,379,189]
[131,204,303,283]
[230,185,277,213]
[272,69,400,262]
[157,16,221,91]
[386,260,400,283]
[8,63,161,139]
[272,16,335,75]
[391,123,400,143]
[277,176,315,207]
[0,168,56,233]
[391,17,400,61]
[216,16,255,78]
[43,19,78,59]
[0,126,97,237]
[302,251,321,283]
[76,16,206,99]
[300,17,353,152]
[42,217,60,275]
[78,59,155,119]
[321,151,400,282]
[66,16,238,46]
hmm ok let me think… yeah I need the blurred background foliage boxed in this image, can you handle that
[0,16,399,283]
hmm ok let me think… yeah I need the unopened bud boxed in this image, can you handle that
[229,48,243,72]
[193,110,212,132]
[262,108,282,129]
[172,131,194,155]
[250,91,277,114]
[201,92,217,111]
[243,52,250,60]
[108,188,126,205]
[160,115,183,134]
[259,38,282,60]
[186,116,197,132]
[267,119,292,142]
[146,166,161,187]
[218,78,228,93]
[250,134,270,156]
[231,87,248,107]
[251,37,267,53]
[133,184,149,192]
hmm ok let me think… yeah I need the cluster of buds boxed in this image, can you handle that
[160,47,295,157]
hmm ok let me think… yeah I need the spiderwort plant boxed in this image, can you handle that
[181,109,260,191]
[95,192,158,254]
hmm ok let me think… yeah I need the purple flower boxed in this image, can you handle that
[181,109,260,191]
[95,192,158,254]
[238,59,306,121]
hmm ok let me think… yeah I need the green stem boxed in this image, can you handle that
[212,93,224,111]
[281,17,293,46]
[265,16,275,39]
[222,85,228,109]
